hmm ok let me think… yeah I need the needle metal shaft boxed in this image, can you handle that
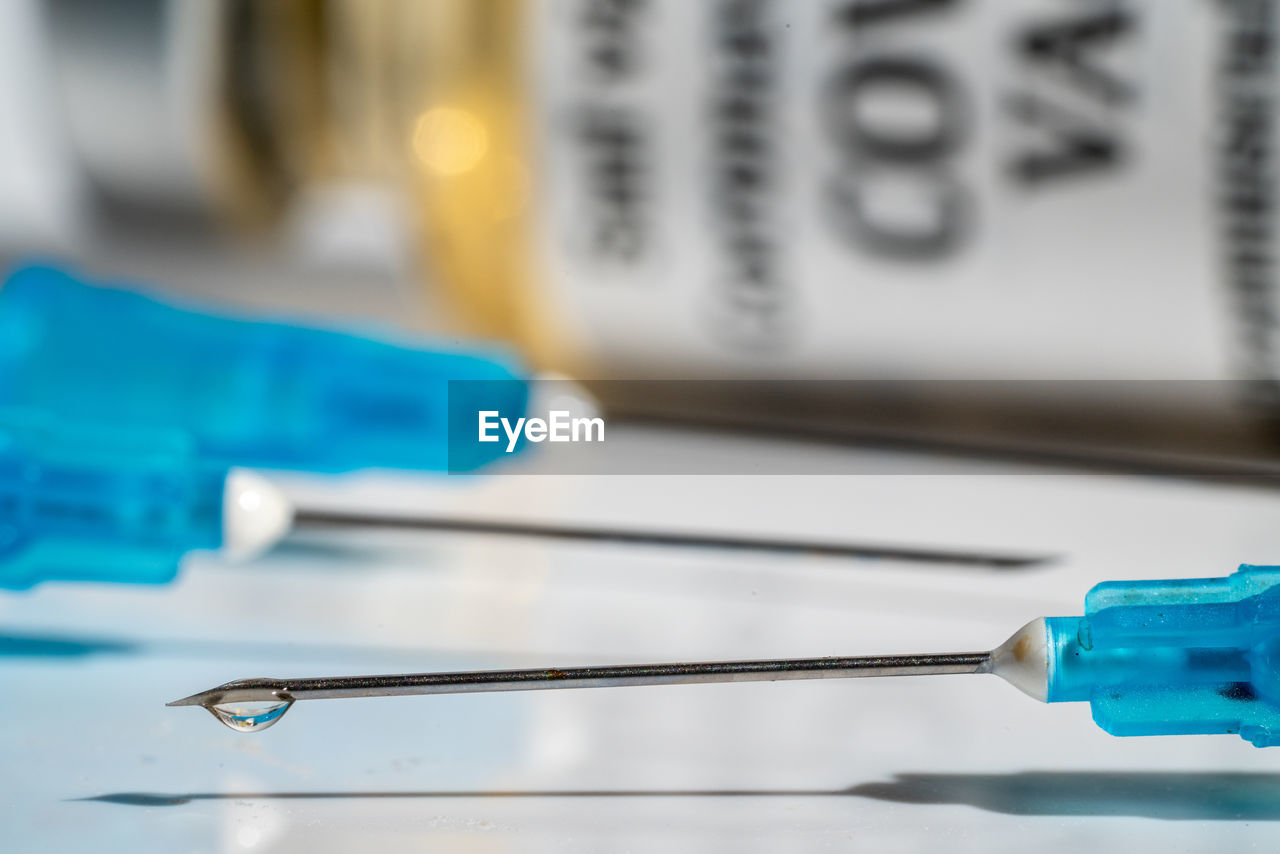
[293,509,1046,569]
[168,651,992,708]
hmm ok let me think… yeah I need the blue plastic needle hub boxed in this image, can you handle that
[0,409,226,590]
[0,265,528,473]
[1046,565,1280,746]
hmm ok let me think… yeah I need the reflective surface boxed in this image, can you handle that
[6,426,1280,851]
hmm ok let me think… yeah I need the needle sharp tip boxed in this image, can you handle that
[166,691,214,707]
[167,678,284,707]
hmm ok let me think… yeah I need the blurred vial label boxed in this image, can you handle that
[529,0,1256,382]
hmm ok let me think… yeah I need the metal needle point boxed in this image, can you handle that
[168,650,996,731]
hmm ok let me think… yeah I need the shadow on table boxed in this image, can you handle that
[80,771,1280,820]
[847,771,1280,820]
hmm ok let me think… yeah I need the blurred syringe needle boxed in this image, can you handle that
[1,460,1050,590]
[293,506,1048,569]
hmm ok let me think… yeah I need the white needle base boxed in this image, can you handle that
[222,469,296,561]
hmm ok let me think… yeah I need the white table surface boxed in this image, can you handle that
[5,423,1280,852]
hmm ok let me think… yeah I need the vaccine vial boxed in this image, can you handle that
[40,0,1280,460]
[349,0,1265,391]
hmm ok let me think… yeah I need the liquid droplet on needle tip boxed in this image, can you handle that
[205,699,293,732]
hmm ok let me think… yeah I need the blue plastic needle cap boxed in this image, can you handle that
[0,266,528,473]
[0,409,226,590]
[1046,565,1280,746]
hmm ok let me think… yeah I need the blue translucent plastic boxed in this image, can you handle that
[0,265,528,473]
[0,409,226,590]
[1047,565,1280,746]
